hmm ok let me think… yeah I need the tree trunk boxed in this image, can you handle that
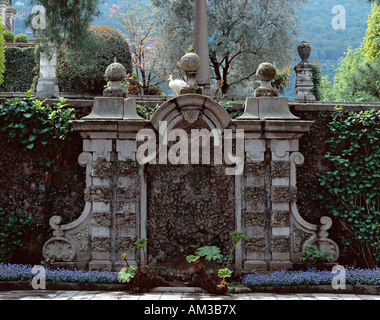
[221,82,229,96]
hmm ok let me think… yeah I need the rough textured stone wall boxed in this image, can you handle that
[146,164,235,263]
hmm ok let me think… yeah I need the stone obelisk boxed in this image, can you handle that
[194,0,211,95]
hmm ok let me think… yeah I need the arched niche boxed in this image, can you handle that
[144,94,236,270]
[150,94,232,134]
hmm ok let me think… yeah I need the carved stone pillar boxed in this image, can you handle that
[235,62,338,271]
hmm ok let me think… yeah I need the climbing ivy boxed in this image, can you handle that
[317,108,380,268]
[0,209,34,262]
[311,63,323,101]
[0,92,76,169]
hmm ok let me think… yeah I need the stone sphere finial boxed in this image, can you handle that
[256,63,277,82]
[179,52,202,94]
[298,40,312,63]
[105,61,127,82]
[103,60,127,97]
[180,53,201,73]
[254,63,278,97]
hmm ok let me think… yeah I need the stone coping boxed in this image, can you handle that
[1,281,379,295]
[0,92,379,112]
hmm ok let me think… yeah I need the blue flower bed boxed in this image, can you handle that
[0,263,119,284]
[1,263,379,287]
[242,267,380,288]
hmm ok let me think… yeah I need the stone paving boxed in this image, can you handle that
[0,291,380,300]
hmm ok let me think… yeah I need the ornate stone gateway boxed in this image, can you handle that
[42,60,339,272]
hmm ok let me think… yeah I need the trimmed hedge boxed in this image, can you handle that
[3,32,14,42]
[57,25,133,94]
[0,46,37,92]
[14,34,28,43]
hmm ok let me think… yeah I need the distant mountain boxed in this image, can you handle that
[296,0,371,81]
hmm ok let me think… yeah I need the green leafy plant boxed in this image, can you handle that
[186,255,200,263]
[3,31,14,42]
[217,232,245,289]
[220,102,243,119]
[136,104,159,120]
[118,253,137,283]
[0,92,76,169]
[118,266,138,283]
[218,268,233,278]
[317,108,380,267]
[351,59,380,100]
[0,16,5,87]
[311,62,323,101]
[185,232,245,294]
[272,65,292,95]
[135,238,148,270]
[299,244,333,265]
[118,242,168,289]
[363,2,380,60]
[226,232,245,269]
[0,209,34,262]
[197,246,222,273]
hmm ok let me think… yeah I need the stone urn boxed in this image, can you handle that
[298,41,312,63]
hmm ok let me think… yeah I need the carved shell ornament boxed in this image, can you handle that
[42,238,76,262]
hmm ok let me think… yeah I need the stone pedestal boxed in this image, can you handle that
[294,41,316,102]
[36,48,60,99]
[294,61,316,102]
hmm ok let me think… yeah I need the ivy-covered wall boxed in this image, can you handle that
[0,102,91,264]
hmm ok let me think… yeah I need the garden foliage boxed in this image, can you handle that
[0,46,37,92]
[0,210,34,262]
[0,16,5,87]
[363,2,380,60]
[14,34,28,43]
[0,92,76,169]
[57,25,132,94]
[317,108,380,268]
[299,244,333,265]
[3,31,14,42]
